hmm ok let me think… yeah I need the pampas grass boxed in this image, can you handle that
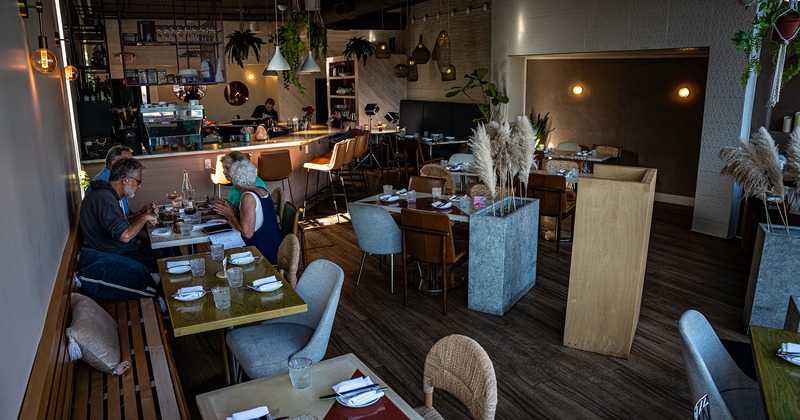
[786,127,800,177]
[469,124,497,216]
[511,116,536,198]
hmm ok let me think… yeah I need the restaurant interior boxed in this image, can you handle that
[5,0,800,418]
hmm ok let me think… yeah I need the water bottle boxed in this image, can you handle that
[181,170,194,212]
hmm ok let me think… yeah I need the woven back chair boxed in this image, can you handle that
[592,144,622,159]
[276,233,300,288]
[408,175,447,194]
[544,159,579,173]
[467,182,510,200]
[555,141,583,152]
[414,334,497,420]
[528,172,576,253]
[420,164,456,194]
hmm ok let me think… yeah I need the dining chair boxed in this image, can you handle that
[400,208,468,315]
[544,159,579,173]
[528,172,576,253]
[555,141,583,152]
[533,150,545,170]
[408,175,447,194]
[467,182,509,200]
[303,138,351,222]
[694,394,711,420]
[678,310,765,420]
[404,138,441,176]
[258,149,294,204]
[271,187,284,222]
[275,233,300,288]
[592,144,623,159]
[420,164,456,195]
[381,134,409,183]
[280,202,306,270]
[447,153,474,166]
[348,202,402,293]
[209,154,231,197]
[226,259,344,381]
[414,334,497,420]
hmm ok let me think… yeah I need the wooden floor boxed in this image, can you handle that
[171,178,752,419]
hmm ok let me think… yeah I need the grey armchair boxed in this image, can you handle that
[679,310,764,420]
[348,202,402,293]
[226,259,345,380]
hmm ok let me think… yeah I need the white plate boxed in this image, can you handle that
[431,201,452,209]
[778,352,800,366]
[336,393,382,408]
[231,256,256,265]
[248,282,282,292]
[166,265,192,274]
[172,291,206,301]
[445,136,455,140]
[381,195,399,203]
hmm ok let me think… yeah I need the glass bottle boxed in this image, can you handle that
[181,170,195,214]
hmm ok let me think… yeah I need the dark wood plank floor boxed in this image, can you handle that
[171,181,751,419]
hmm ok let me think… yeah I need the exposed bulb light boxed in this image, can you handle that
[678,87,690,98]
[572,85,583,95]
[298,49,320,73]
[64,65,78,81]
[31,41,57,73]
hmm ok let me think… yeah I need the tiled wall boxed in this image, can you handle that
[491,0,753,238]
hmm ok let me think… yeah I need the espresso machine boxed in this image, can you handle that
[116,106,141,154]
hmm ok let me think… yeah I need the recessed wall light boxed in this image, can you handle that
[572,85,583,95]
[246,73,255,81]
[678,87,690,98]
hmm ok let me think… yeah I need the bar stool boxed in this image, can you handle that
[258,149,294,204]
[210,155,231,197]
[303,139,351,222]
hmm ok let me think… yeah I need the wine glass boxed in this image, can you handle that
[167,191,181,208]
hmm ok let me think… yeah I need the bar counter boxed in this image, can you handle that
[81,126,343,209]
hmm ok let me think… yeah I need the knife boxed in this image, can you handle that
[318,384,386,400]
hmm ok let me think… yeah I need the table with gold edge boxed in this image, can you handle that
[750,325,800,419]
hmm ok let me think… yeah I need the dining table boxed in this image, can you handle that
[544,150,612,172]
[750,325,800,419]
[354,191,473,222]
[196,353,423,419]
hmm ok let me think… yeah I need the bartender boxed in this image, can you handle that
[251,98,279,123]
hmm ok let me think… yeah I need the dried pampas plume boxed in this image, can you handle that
[469,124,497,214]
[511,116,535,194]
[786,127,800,177]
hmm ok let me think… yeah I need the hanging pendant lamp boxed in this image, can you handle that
[376,42,391,59]
[441,64,456,81]
[407,56,418,82]
[411,35,430,64]
[393,63,410,78]
[435,30,451,73]
[298,49,321,73]
[267,0,290,71]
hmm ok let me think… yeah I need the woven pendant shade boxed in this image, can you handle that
[434,30,451,73]
[393,63,410,78]
[412,35,430,64]
[407,56,418,82]
[441,64,456,81]
[376,41,391,59]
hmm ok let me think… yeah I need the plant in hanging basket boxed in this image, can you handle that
[278,11,309,95]
[225,29,265,68]
[733,0,800,87]
[343,36,375,66]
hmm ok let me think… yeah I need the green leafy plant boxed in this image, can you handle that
[445,68,509,122]
[528,110,553,146]
[309,21,328,61]
[79,170,90,190]
[278,11,308,94]
[343,37,375,67]
[225,29,265,68]
[733,0,800,86]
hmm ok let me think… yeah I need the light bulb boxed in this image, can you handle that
[572,85,583,95]
[64,65,79,81]
[31,47,58,73]
[678,87,690,98]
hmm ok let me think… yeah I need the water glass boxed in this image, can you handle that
[210,244,224,261]
[226,267,243,288]
[407,190,417,203]
[190,258,205,277]
[440,160,448,168]
[211,286,230,309]
[180,221,193,236]
[288,356,313,389]
[432,187,442,200]
[382,184,393,196]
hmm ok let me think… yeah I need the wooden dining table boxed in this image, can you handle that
[196,353,423,419]
[749,325,800,419]
[354,191,473,222]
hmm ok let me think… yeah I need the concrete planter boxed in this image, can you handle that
[743,224,800,329]
[468,197,539,316]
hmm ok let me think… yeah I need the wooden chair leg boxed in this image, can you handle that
[441,236,448,316]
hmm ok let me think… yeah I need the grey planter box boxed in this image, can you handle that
[743,223,800,330]
[468,197,539,316]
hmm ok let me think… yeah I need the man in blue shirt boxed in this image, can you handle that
[90,145,154,219]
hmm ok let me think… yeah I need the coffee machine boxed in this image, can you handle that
[116,106,141,154]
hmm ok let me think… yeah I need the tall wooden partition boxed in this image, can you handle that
[563,164,657,358]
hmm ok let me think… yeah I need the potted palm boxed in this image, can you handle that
[342,36,376,67]
[225,29,265,68]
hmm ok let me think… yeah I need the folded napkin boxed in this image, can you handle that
[379,194,392,201]
[449,195,460,201]
[253,276,278,287]
[226,406,269,420]
[781,342,800,353]
[332,376,384,406]
[176,286,203,296]
[341,390,384,406]
[396,188,407,194]
[431,201,452,209]
[229,251,253,261]
[166,260,191,268]
[333,376,373,394]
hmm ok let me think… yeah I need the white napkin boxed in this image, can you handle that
[333,376,373,393]
[176,286,203,296]
[332,376,384,406]
[781,342,800,353]
[229,251,253,261]
[166,260,191,268]
[432,201,452,209]
[379,194,392,201]
[226,406,269,420]
[341,390,383,406]
[253,276,278,287]
[396,188,407,194]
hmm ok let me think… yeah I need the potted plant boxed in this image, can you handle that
[278,11,308,94]
[225,29,265,68]
[445,68,509,122]
[343,37,375,67]
[529,110,553,150]
[301,105,315,125]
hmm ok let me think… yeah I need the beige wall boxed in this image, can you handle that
[1,0,80,416]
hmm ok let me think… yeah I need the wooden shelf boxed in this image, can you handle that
[330,95,356,99]
[122,41,223,47]
[329,75,356,80]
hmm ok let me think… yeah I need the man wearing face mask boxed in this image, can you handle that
[80,158,171,272]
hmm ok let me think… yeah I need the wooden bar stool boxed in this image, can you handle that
[258,149,294,204]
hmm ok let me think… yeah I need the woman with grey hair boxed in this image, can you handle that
[213,160,281,263]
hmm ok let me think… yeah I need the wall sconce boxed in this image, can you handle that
[64,65,78,81]
[246,72,255,81]
[572,85,583,95]
[678,87,690,98]
[20,0,59,74]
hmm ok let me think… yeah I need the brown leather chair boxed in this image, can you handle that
[382,134,409,182]
[343,130,370,195]
[420,164,456,195]
[303,138,351,222]
[408,175,447,194]
[528,172,576,253]
[258,149,294,204]
[404,138,440,176]
[400,208,468,315]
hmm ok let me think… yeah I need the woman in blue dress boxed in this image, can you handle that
[213,160,282,263]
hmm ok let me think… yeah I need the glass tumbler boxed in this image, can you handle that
[190,258,205,277]
[288,357,313,389]
[226,267,243,288]
[211,286,230,309]
[210,244,224,261]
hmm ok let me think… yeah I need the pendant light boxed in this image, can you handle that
[434,30,451,73]
[64,65,79,81]
[407,56,418,82]
[393,63,410,78]
[375,8,391,59]
[266,0,290,71]
[29,0,58,74]
[441,64,456,81]
[297,11,320,73]
[411,35,430,64]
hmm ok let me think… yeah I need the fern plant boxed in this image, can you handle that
[225,30,265,68]
[343,37,375,67]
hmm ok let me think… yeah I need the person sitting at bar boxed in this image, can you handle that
[328,109,352,145]
[251,97,279,123]
[213,160,281,263]
[90,145,156,219]
[80,158,173,272]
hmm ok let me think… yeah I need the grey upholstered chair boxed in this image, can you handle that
[348,202,402,293]
[226,259,344,380]
[678,310,765,420]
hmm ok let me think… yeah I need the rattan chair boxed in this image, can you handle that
[280,202,306,269]
[271,187,284,222]
[528,172,576,253]
[467,182,509,200]
[592,144,623,159]
[420,164,456,195]
[544,159,579,173]
[414,334,497,420]
[275,233,300,288]
[408,175,447,194]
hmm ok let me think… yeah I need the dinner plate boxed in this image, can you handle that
[166,265,191,274]
[248,282,282,292]
[231,256,256,265]
[778,352,800,366]
[172,291,206,301]
[336,393,382,408]
[445,136,455,140]
[431,201,452,209]
[380,195,399,203]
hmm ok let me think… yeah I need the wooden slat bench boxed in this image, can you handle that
[19,210,189,419]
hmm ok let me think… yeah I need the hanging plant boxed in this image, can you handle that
[343,36,376,67]
[309,21,328,61]
[733,0,800,88]
[225,29,265,68]
[278,11,309,94]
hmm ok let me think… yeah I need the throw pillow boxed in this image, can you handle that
[66,293,127,374]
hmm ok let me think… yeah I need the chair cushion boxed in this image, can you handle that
[67,293,121,374]
[414,406,444,420]
[721,387,765,419]
[303,156,333,171]
[226,323,314,379]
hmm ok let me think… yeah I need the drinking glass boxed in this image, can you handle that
[210,244,224,261]
[167,191,181,208]
[211,286,230,309]
[226,267,243,288]
[190,258,205,277]
[440,160,448,168]
[382,184,393,196]
[288,357,313,389]
[407,190,417,203]
[180,221,193,236]
[432,187,442,200]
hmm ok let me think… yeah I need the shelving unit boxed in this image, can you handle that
[116,0,225,87]
[326,56,359,125]
[65,0,112,99]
